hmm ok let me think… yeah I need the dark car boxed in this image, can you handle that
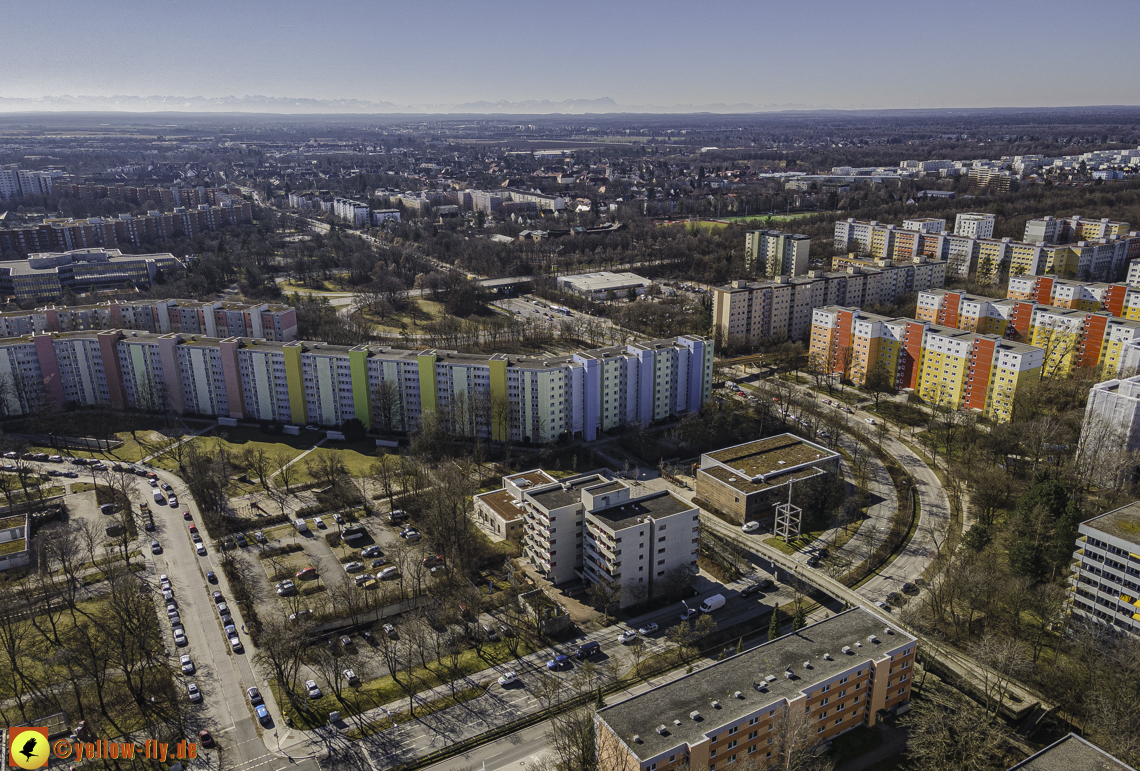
[574,641,600,659]
[198,729,214,748]
[757,578,774,590]
[546,654,570,670]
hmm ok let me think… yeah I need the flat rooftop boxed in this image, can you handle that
[528,474,610,511]
[598,608,915,762]
[505,470,556,489]
[1008,733,1136,771]
[701,464,825,495]
[1083,502,1140,548]
[589,491,694,529]
[475,489,526,523]
[705,434,837,480]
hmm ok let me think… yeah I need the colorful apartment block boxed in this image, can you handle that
[810,306,1043,421]
[838,216,1140,284]
[0,331,712,442]
[0,299,297,342]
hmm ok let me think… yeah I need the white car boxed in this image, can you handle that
[618,629,638,644]
[313,517,325,529]
[865,418,877,425]
[154,490,165,503]
[741,521,761,533]
[179,654,195,674]
[343,561,364,573]
[680,608,697,621]
[305,679,322,698]
[187,682,201,702]
[497,671,519,687]
[637,622,659,635]
[196,544,207,556]
[378,566,399,580]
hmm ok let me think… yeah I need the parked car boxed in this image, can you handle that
[305,679,322,699]
[196,544,207,556]
[206,571,217,583]
[174,630,187,646]
[361,545,382,558]
[160,482,172,491]
[198,730,214,748]
[333,513,346,525]
[150,540,162,554]
[741,521,761,533]
[618,629,638,644]
[255,705,270,724]
[296,567,317,580]
[179,655,195,674]
[378,566,399,580]
[343,561,364,573]
[388,509,409,523]
[276,580,296,596]
[353,575,371,587]
[187,682,201,702]
[247,686,263,704]
[153,490,165,503]
[370,558,387,569]
[313,517,325,529]
[497,671,519,687]
[343,669,360,685]
[234,533,246,547]
[401,528,422,542]
[254,531,267,543]
[546,654,570,670]
[339,635,352,648]
[183,510,193,520]
[638,622,659,635]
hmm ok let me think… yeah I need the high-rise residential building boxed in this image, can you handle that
[954,213,996,240]
[1024,216,1066,245]
[712,258,947,348]
[0,164,53,200]
[0,331,711,441]
[0,202,254,257]
[594,608,917,771]
[809,306,1043,421]
[333,197,370,226]
[0,299,297,342]
[744,230,810,278]
[1069,501,1140,639]
[515,471,699,604]
[1080,375,1140,451]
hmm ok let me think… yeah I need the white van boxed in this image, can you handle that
[699,594,726,613]
[293,519,309,532]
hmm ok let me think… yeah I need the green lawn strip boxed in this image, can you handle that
[286,443,381,484]
[276,637,541,729]
[347,682,489,739]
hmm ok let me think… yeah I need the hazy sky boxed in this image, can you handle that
[4,0,1138,110]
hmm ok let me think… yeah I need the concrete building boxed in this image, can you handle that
[1081,375,1140,451]
[901,218,946,234]
[0,331,711,440]
[712,257,947,348]
[809,306,1044,421]
[0,298,296,342]
[0,165,53,200]
[696,434,839,525]
[595,608,916,771]
[1007,733,1137,771]
[505,189,565,211]
[558,271,653,300]
[372,209,401,225]
[333,198,370,226]
[1069,501,1140,639]
[744,230,810,278]
[0,249,181,302]
[954,213,995,240]
[518,472,699,604]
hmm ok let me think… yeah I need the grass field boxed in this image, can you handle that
[29,429,173,464]
[662,213,822,231]
[356,297,452,334]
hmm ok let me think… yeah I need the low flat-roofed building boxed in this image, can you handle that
[696,434,840,524]
[558,271,652,300]
[474,469,557,541]
[595,607,917,771]
[1007,733,1136,771]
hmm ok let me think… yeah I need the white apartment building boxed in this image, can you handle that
[954,213,995,240]
[1081,375,1140,451]
[1069,501,1140,639]
[901,218,946,234]
[744,229,811,278]
[333,197,370,226]
[0,165,53,200]
[519,472,699,605]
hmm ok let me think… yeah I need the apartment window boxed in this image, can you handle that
[728,727,738,736]
[749,717,759,726]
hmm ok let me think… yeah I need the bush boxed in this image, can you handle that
[324,532,342,548]
[257,543,303,560]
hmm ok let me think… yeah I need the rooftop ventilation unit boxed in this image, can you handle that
[842,646,852,654]
[690,711,701,721]
[657,725,668,736]
[885,628,894,635]
[803,661,812,669]
[632,735,641,744]
[674,719,682,726]
[855,641,863,648]
[784,670,794,679]
[822,652,832,660]
[711,701,721,709]
[868,635,880,644]
[734,691,744,699]
[765,674,777,683]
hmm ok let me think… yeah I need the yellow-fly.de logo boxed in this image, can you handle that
[8,728,49,769]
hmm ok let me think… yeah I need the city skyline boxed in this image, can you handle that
[2,0,1138,113]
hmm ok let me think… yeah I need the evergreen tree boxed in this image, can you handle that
[768,609,782,641]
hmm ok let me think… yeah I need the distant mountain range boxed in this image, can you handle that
[0,94,827,115]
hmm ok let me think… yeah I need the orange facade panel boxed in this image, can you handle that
[964,338,995,412]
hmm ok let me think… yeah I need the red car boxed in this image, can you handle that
[198,729,214,748]
[296,567,317,580]
[183,511,192,520]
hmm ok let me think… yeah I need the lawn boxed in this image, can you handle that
[356,297,451,334]
[285,442,382,485]
[29,429,173,464]
[150,426,319,474]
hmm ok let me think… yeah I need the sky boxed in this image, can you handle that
[2,0,1139,112]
